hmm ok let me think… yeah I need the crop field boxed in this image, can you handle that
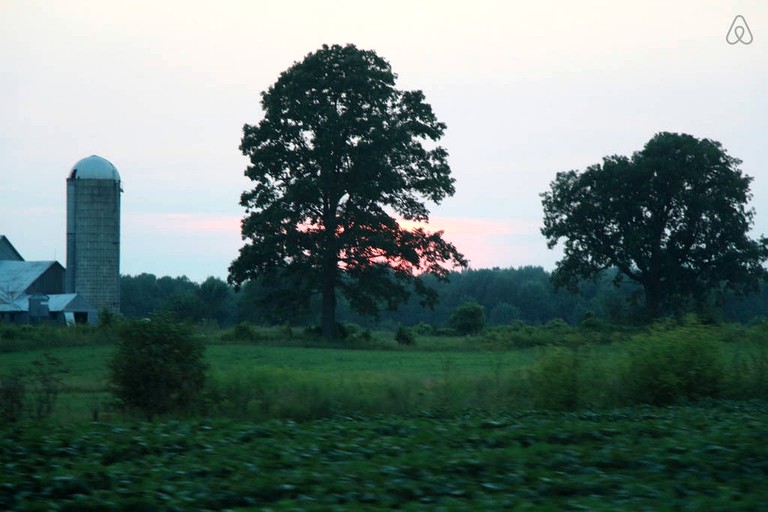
[3,403,768,510]
[2,322,768,509]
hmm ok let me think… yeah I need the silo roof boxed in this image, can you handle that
[69,155,121,181]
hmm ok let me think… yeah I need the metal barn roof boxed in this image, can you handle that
[47,293,95,313]
[0,235,24,261]
[0,261,61,298]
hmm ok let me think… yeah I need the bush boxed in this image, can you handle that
[724,342,768,399]
[28,353,68,419]
[348,326,375,345]
[0,353,68,423]
[98,307,121,329]
[412,322,434,336]
[0,370,26,423]
[395,324,415,345]
[109,318,207,418]
[578,311,602,330]
[228,322,263,342]
[527,346,580,410]
[449,301,485,335]
[624,318,724,405]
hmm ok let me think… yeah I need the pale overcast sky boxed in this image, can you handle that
[1,1,766,282]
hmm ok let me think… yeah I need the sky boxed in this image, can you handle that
[1,0,766,282]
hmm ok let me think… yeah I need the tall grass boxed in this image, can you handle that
[2,318,768,423]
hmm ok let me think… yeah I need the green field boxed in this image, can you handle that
[2,323,768,509]
[3,403,768,510]
[0,341,538,422]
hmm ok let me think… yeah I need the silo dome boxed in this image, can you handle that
[69,155,120,181]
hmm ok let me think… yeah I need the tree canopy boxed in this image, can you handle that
[541,132,768,317]
[228,44,466,339]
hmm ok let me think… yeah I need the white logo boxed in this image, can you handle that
[726,15,753,45]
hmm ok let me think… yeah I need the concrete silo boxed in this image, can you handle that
[66,155,122,314]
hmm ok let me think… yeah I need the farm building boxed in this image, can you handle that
[0,236,97,324]
[66,155,122,313]
[1,154,121,325]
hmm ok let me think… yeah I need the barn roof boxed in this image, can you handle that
[47,293,95,313]
[0,235,24,261]
[0,261,61,299]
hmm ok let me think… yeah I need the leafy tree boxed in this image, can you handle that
[120,273,162,318]
[541,132,768,318]
[121,274,201,319]
[489,302,520,325]
[449,301,485,335]
[157,293,207,323]
[229,44,466,339]
[197,276,233,325]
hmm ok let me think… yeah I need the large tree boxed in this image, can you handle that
[229,44,466,339]
[541,132,768,318]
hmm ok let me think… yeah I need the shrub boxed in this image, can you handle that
[349,327,374,344]
[0,353,68,423]
[109,318,207,418]
[395,324,415,345]
[412,322,434,336]
[28,353,68,419]
[0,370,26,423]
[527,346,580,410]
[448,301,485,335]
[578,311,601,330]
[230,322,262,342]
[624,318,724,405]
[98,307,120,329]
[724,343,768,399]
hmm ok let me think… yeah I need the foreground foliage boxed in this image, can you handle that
[2,402,768,510]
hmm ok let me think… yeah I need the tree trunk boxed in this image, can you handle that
[320,208,338,340]
[643,279,662,320]
[320,194,339,341]
[321,269,337,340]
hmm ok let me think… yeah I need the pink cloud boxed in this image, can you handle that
[398,216,540,237]
[124,212,547,276]
[397,216,545,269]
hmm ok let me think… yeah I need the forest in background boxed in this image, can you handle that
[120,266,768,329]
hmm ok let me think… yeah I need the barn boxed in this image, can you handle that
[0,235,97,324]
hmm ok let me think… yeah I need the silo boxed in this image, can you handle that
[66,155,122,314]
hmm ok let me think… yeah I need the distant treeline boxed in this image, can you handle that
[119,267,768,328]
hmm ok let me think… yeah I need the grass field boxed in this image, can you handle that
[2,321,768,509]
[2,321,768,421]
[0,341,538,422]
